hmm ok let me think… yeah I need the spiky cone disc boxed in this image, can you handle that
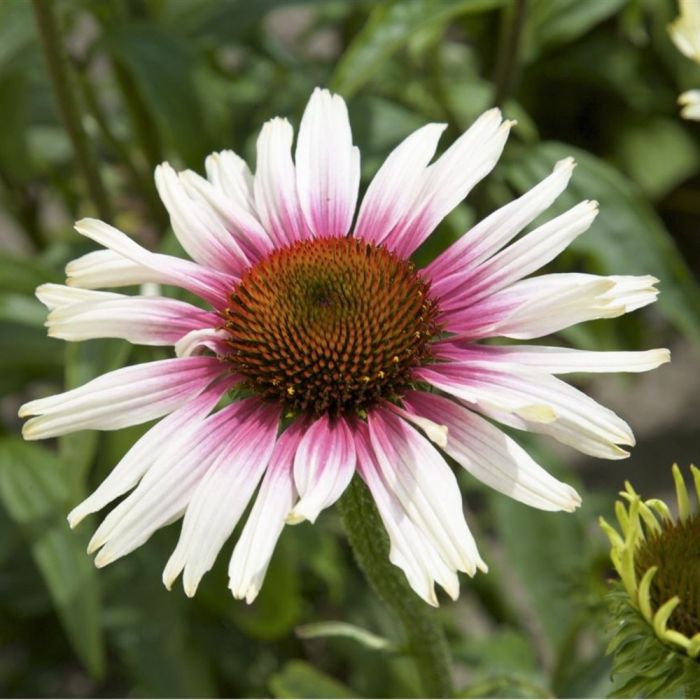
[600,464,700,697]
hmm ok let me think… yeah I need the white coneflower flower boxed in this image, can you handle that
[669,0,700,120]
[20,88,669,606]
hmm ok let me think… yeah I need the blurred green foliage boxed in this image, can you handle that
[0,0,699,697]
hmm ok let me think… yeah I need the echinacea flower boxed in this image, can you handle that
[669,0,700,120]
[20,88,669,606]
[600,465,700,697]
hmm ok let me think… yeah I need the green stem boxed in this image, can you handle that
[31,0,112,221]
[491,0,528,107]
[337,477,454,698]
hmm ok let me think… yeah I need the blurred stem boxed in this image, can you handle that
[74,62,166,228]
[338,477,454,698]
[31,0,112,221]
[492,0,528,107]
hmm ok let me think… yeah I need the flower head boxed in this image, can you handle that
[20,88,669,605]
[600,465,700,696]
[669,0,700,120]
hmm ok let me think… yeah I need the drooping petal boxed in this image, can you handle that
[426,158,575,292]
[73,219,236,308]
[20,356,225,440]
[229,419,307,603]
[44,291,217,346]
[67,377,235,528]
[179,169,273,263]
[290,414,356,523]
[295,88,360,238]
[354,123,446,245]
[383,109,513,258]
[402,391,581,512]
[65,250,176,291]
[162,401,280,596]
[416,363,635,459]
[367,408,486,576]
[439,200,598,311]
[174,327,229,358]
[437,342,670,375]
[155,163,250,275]
[36,283,122,310]
[254,117,308,246]
[88,399,259,567]
[354,422,460,606]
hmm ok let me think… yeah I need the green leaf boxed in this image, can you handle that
[504,141,700,343]
[0,438,104,677]
[103,22,210,165]
[0,253,61,295]
[614,117,700,200]
[330,0,505,98]
[296,620,395,651]
[269,660,356,699]
[523,0,628,61]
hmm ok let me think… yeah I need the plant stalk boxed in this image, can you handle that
[31,0,112,221]
[492,0,528,107]
[337,477,454,698]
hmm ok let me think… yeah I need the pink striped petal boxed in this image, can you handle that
[179,169,273,263]
[383,109,512,258]
[426,158,575,293]
[67,377,236,527]
[73,219,236,308]
[45,292,217,346]
[437,201,598,312]
[354,123,446,245]
[402,391,581,512]
[254,117,309,246]
[229,419,307,603]
[19,356,225,440]
[88,399,260,567]
[163,400,281,596]
[290,414,356,523]
[295,88,360,238]
[354,422,460,605]
[155,163,250,275]
[367,408,485,575]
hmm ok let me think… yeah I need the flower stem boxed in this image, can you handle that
[32,0,112,221]
[491,0,528,107]
[337,477,454,698]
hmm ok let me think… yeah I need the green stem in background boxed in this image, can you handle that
[337,477,455,698]
[31,0,113,221]
[75,62,167,229]
[491,0,528,107]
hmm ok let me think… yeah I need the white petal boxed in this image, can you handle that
[36,283,122,310]
[468,345,671,374]
[162,402,280,596]
[427,157,575,292]
[67,378,232,528]
[66,249,175,290]
[295,88,360,238]
[679,90,700,120]
[205,149,256,214]
[254,117,308,245]
[354,123,446,245]
[368,408,486,575]
[73,218,236,307]
[20,356,223,440]
[403,391,581,512]
[175,327,229,358]
[46,295,215,346]
[385,109,513,258]
[290,415,356,523]
[229,420,306,603]
[155,163,250,274]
